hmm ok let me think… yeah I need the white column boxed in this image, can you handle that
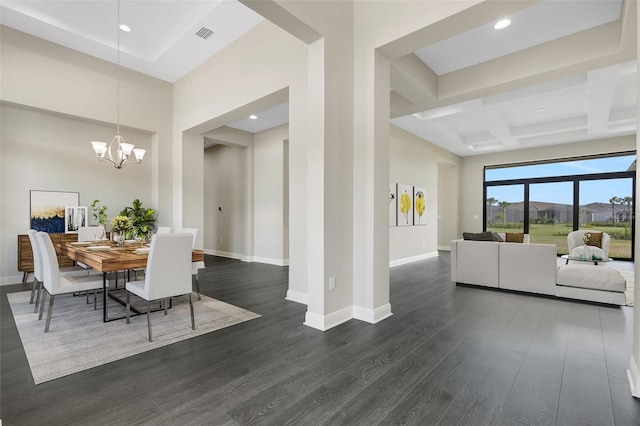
[626,0,640,398]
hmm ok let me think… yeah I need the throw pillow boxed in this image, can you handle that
[462,231,493,241]
[505,232,524,243]
[586,232,603,248]
[491,232,504,242]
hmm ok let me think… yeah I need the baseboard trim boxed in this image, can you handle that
[285,289,308,305]
[252,256,289,266]
[628,355,640,397]
[204,250,289,266]
[304,306,353,331]
[205,249,248,261]
[438,245,451,251]
[390,251,439,268]
[353,303,393,324]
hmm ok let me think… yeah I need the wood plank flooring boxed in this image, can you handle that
[2,253,640,425]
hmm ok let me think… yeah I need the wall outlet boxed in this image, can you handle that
[422,240,426,246]
[219,237,223,243]
[329,276,336,290]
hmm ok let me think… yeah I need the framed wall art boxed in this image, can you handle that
[397,184,413,226]
[30,190,79,233]
[413,187,426,225]
[65,206,87,233]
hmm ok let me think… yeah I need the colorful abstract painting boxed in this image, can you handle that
[30,190,79,233]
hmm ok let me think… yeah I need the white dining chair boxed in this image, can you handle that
[178,227,204,300]
[76,226,105,271]
[156,226,172,234]
[125,233,195,342]
[78,226,106,241]
[36,232,104,333]
[28,230,97,313]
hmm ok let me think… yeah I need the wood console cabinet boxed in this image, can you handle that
[18,233,78,282]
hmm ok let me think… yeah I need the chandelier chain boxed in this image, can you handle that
[116,0,121,135]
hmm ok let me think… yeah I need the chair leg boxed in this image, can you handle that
[44,294,55,333]
[147,301,153,342]
[164,298,168,315]
[29,278,38,304]
[126,291,131,324]
[94,290,97,310]
[34,281,43,313]
[38,290,48,320]
[33,283,42,314]
[193,275,201,301]
[189,294,195,330]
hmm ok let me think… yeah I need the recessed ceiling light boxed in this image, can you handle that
[494,19,511,30]
[249,115,257,120]
[537,107,545,112]
[119,24,131,32]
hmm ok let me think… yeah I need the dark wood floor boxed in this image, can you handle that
[2,253,640,425]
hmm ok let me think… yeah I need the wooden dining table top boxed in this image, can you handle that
[56,241,204,273]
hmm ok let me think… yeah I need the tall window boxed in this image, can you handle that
[484,153,635,259]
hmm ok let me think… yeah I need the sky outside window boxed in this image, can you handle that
[485,155,635,205]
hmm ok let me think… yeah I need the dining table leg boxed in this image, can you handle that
[103,272,108,322]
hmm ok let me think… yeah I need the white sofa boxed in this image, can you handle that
[450,239,626,305]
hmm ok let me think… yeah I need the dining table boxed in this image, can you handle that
[56,240,204,322]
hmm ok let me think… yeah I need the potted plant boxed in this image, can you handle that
[91,199,108,226]
[119,198,156,241]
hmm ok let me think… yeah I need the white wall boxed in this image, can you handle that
[172,19,309,302]
[459,135,637,235]
[202,124,290,266]
[0,104,152,283]
[0,26,173,223]
[0,26,172,284]
[438,163,459,249]
[254,125,289,265]
[389,125,460,265]
[203,144,247,258]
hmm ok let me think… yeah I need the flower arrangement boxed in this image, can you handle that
[582,232,591,245]
[110,215,133,234]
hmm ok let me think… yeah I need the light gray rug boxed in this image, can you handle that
[7,290,261,384]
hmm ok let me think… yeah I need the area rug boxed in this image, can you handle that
[7,290,261,384]
[619,270,634,307]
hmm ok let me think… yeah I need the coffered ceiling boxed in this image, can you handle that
[0,0,637,156]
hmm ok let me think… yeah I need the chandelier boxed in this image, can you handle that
[91,0,145,169]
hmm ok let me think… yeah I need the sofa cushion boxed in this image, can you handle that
[505,232,524,243]
[556,265,626,293]
[463,231,493,241]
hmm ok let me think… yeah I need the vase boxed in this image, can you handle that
[116,232,125,248]
[583,245,590,260]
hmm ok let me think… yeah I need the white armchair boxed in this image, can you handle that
[567,229,610,259]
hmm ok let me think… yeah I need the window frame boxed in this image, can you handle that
[483,154,636,260]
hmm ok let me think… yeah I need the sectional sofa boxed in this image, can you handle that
[450,238,627,305]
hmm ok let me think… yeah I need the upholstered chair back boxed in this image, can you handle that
[36,232,61,293]
[27,230,43,282]
[143,233,192,300]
